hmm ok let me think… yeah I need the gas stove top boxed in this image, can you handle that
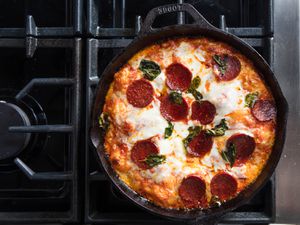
[0,0,279,224]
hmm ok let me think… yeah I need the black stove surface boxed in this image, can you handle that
[0,0,274,224]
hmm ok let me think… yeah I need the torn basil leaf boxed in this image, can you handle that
[191,89,203,101]
[169,91,183,105]
[164,121,174,139]
[143,154,166,167]
[206,119,228,136]
[221,143,236,167]
[189,76,201,90]
[245,92,259,108]
[183,126,202,149]
[98,113,110,131]
[213,55,227,75]
[188,76,203,101]
[139,59,161,81]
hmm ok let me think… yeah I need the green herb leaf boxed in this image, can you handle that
[183,126,202,150]
[98,113,110,131]
[221,143,236,167]
[213,55,227,75]
[206,119,228,136]
[188,76,203,101]
[190,76,201,90]
[169,91,183,105]
[164,121,174,139]
[191,89,203,101]
[245,92,259,108]
[210,195,222,207]
[142,154,166,167]
[139,59,161,81]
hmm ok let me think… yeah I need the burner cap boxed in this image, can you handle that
[0,101,31,160]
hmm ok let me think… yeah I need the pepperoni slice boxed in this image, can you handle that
[251,100,276,122]
[160,94,188,121]
[187,131,213,157]
[191,101,216,125]
[166,63,192,91]
[179,176,207,208]
[213,55,241,81]
[130,139,159,169]
[226,133,256,165]
[126,79,154,108]
[210,172,237,201]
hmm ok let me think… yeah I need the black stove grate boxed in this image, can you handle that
[0,0,83,37]
[0,0,276,224]
[0,31,82,225]
[85,0,275,224]
[0,1,83,223]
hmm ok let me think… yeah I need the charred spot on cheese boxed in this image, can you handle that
[206,119,228,136]
[98,113,110,130]
[188,76,203,101]
[141,154,166,168]
[164,121,174,139]
[139,59,161,81]
[245,92,259,108]
[213,54,241,81]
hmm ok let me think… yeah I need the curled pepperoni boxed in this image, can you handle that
[210,172,237,201]
[187,131,213,157]
[191,101,216,125]
[130,140,159,169]
[226,133,256,165]
[251,100,276,122]
[166,63,192,91]
[179,176,207,208]
[160,94,188,121]
[126,79,154,108]
[213,55,241,81]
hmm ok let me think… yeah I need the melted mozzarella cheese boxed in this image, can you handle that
[198,69,247,121]
[142,156,184,183]
[126,99,168,144]
[151,71,166,93]
[173,121,193,138]
[230,166,247,179]
[174,42,202,74]
[225,129,254,138]
[194,47,206,62]
[201,143,226,171]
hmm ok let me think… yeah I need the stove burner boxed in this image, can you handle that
[0,90,47,172]
[0,102,31,160]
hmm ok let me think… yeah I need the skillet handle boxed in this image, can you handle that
[140,3,216,34]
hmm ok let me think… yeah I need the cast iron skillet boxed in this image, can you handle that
[90,3,288,224]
